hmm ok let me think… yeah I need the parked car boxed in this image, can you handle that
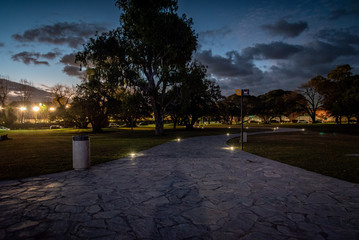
[50,125,62,129]
[0,126,10,131]
[108,123,120,128]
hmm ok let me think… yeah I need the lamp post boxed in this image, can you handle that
[33,106,39,123]
[19,107,26,123]
[235,89,249,150]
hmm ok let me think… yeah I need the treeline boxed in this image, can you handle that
[46,64,359,131]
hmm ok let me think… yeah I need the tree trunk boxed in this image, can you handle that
[152,103,164,135]
[310,113,316,124]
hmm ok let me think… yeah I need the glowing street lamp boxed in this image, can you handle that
[19,107,26,123]
[49,107,55,111]
[33,106,40,123]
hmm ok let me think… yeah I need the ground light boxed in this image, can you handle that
[176,138,181,142]
[130,153,136,157]
[222,146,236,151]
[227,133,230,136]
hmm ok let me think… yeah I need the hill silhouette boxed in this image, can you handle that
[0,78,51,103]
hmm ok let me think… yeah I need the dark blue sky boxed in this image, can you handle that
[0,0,358,95]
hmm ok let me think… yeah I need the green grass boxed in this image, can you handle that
[0,126,262,180]
[227,130,359,183]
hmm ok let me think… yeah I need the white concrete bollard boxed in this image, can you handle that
[72,135,90,170]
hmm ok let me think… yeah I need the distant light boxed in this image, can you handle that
[20,107,26,111]
[246,127,249,129]
[201,127,204,129]
[130,153,136,157]
[228,126,231,129]
[49,107,55,111]
[177,138,181,142]
[230,146,235,150]
[65,105,70,108]
[0,106,3,110]
[302,128,305,131]
[33,106,40,112]
[227,133,230,136]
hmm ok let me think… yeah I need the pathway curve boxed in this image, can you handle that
[1,128,358,239]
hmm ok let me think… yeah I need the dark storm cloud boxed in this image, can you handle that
[292,40,357,67]
[11,51,64,66]
[62,65,83,77]
[12,22,108,48]
[195,50,256,77]
[195,31,359,96]
[316,27,359,46]
[261,19,308,38]
[242,42,303,60]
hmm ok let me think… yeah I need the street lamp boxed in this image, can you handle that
[19,107,26,123]
[33,106,40,123]
[49,107,55,111]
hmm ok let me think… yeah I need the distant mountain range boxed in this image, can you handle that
[0,78,52,103]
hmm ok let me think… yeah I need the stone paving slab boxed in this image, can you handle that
[0,128,359,239]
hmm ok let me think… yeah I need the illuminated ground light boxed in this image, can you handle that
[130,153,136,157]
[302,128,305,131]
[201,127,204,129]
[228,126,231,129]
[227,133,230,136]
[222,146,235,151]
[246,127,249,129]
[176,138,181,142]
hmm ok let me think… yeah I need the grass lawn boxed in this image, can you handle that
[227,130,359,183]
[0,126,264,180]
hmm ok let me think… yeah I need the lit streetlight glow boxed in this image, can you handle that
[33,106,40,112]
[49,107,55,111]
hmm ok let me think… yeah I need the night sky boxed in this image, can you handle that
[0,0,358,96]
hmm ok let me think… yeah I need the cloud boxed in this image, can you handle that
[198,27,232,46]
[292,40,357,67]
[316,27,359,46]
[0,43,4,47]
[12,22,108,48]
[242,42,303,60]
[329,7,359,20]
[60,53,84,78]
[194,31,359,96]
[261,19,308,38]
[11,51,62,66]
[62,65,83,77]
[195,50,256,78]
[59,53,78,66]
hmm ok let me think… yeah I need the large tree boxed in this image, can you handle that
[115,0,197,135]
[297,76,325,123]
[176,62,222,129]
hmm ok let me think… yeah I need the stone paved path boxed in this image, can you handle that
[1,128,359,239]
